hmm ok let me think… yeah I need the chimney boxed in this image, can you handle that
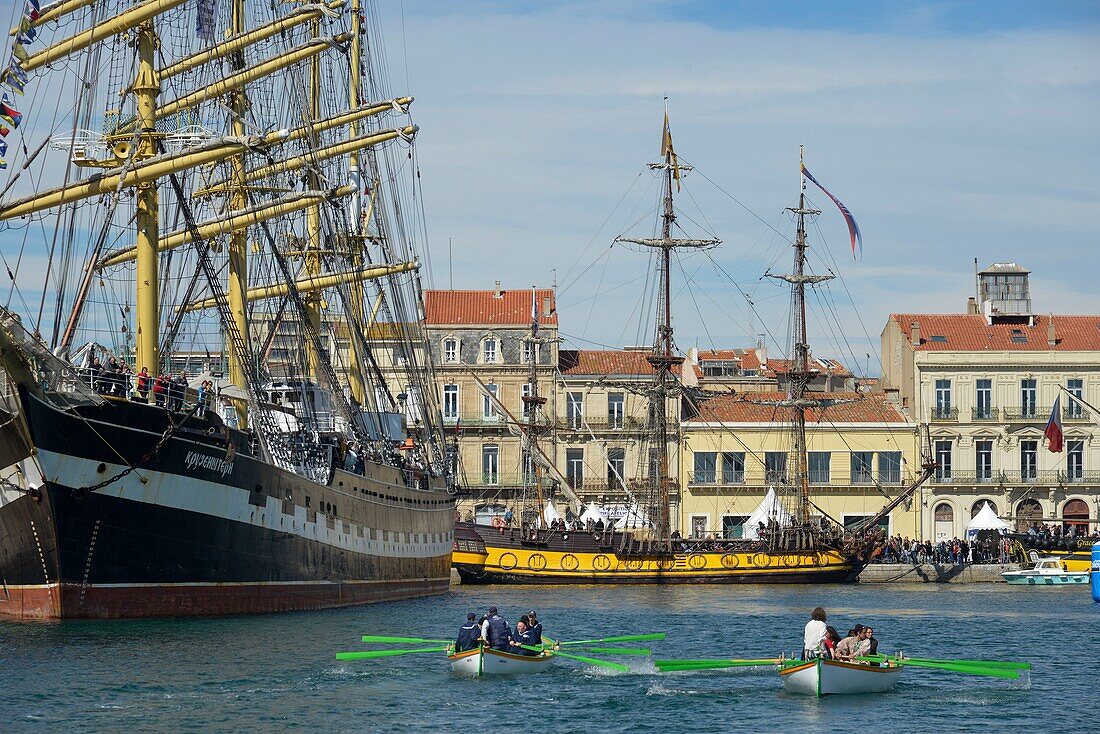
[910,321,921,345]
[494,280,502,298]
[966,297,978,315]
[756,344,768,368]
[543,295,551,316]
[1047,315,1056,346]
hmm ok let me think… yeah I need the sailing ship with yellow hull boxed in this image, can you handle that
[453,120,931,586]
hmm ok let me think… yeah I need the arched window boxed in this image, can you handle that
[933,503,953,542]
[1015,498,1043,533]
[971,499,996,518]
[1062,499,1090,535]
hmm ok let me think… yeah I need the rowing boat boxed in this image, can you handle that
[448,646,555,676]
[779,657,903,696]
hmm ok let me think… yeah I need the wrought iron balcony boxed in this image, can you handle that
[1058,470,1100,484]
[934,469,1060,485]
[930,407,958,421]
[971,407,1000,421]
[1002,406,1046,421]
[1063,407,1092,422]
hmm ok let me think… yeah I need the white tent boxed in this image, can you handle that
[743,487,792,540]
[543,500,561,526]
[579,503,608,525]
[966,503,1011,539]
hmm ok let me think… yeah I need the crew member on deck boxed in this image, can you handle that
[455,612,482,652]
[510,620,538,656]
[803,607,827,659]
[483,606,511,652]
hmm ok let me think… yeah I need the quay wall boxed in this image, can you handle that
[858,563,1018,583]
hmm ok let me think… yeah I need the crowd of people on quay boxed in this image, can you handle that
[868,535,1016,565]
[454,606,545,657]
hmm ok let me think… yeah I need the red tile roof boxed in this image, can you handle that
[890,314,1100,351]
[559,349,655,376]
[689,392,908,424]
[767,357,853,377]
[424,289,557,326]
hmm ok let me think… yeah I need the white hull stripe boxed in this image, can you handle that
[35,449,453,560]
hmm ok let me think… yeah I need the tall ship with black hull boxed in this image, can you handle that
[0,0,454,619]
[453,118,933,584]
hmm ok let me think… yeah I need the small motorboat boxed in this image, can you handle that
[779,657,903,697]
[1001,558,1089,585]
[448,645,556,676]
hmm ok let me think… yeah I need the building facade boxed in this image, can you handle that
[680,392,921,539]
[424,287,559,522]
[881,263,1100,541]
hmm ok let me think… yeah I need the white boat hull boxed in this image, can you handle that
[779,658,902,696]
[1001,571,1088,585]
[448,646,555,676]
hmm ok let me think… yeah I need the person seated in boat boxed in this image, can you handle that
[509,620,539,656]
[527,611,543,645]
[802,607,828,659]
[483,606,512,652]
[455,612,482,652]
[834,625,871,662]
[865,626,878,655]
[822,626,842,659]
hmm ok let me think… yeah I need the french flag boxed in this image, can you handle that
[1044,395,1063,453]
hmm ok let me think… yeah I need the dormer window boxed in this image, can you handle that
[522,340,536,364]
[443,338,458,364]
[482,338,498,364]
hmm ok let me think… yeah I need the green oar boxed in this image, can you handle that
[574,646,653,656]
[559,633,665,646]
[882,655,1030,670]
[655,658,779,672]
[359,635,450,645]
[519,644,629,672]
[856,657,1019,680]
[337,646,450,661]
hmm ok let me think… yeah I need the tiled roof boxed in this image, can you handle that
[424,289,557,326]
[689,392,908,424]
[890,314,1100,351]
[768,357,853,377]
[559,349,655,376]
[697,349,764,371]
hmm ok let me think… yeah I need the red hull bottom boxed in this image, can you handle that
[0,577,451,620]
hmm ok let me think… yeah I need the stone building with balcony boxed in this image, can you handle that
[679,392,921,540]
[424,286,560,522]
[557,348,681,531]
[881,262,1100,541]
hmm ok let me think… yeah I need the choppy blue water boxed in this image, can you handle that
[2,583,1096,733]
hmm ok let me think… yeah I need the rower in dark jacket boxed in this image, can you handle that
[527,611,543,645]
[483,606,511,652]
[455,612,482,652]
[510,621,539,656]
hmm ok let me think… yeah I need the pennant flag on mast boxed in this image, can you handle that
[800,162,863,259]
[661,110,681,191]
[0,95,22,127]
[1044,394,1063,453]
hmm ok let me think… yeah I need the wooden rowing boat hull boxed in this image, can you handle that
[779,658,902,696]
[448,646,554,676]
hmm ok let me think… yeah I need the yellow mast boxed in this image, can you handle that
[133,20,161,376]
[345,0,367,405]
[302,17,324,380]
[227,0,249,418]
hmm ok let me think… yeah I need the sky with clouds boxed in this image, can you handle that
[376,0,1099,373]
[0,1,1096,375]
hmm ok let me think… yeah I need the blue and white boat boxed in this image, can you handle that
[1001,558,1089,585]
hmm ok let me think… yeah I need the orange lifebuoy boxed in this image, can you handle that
[491,517,505,529]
